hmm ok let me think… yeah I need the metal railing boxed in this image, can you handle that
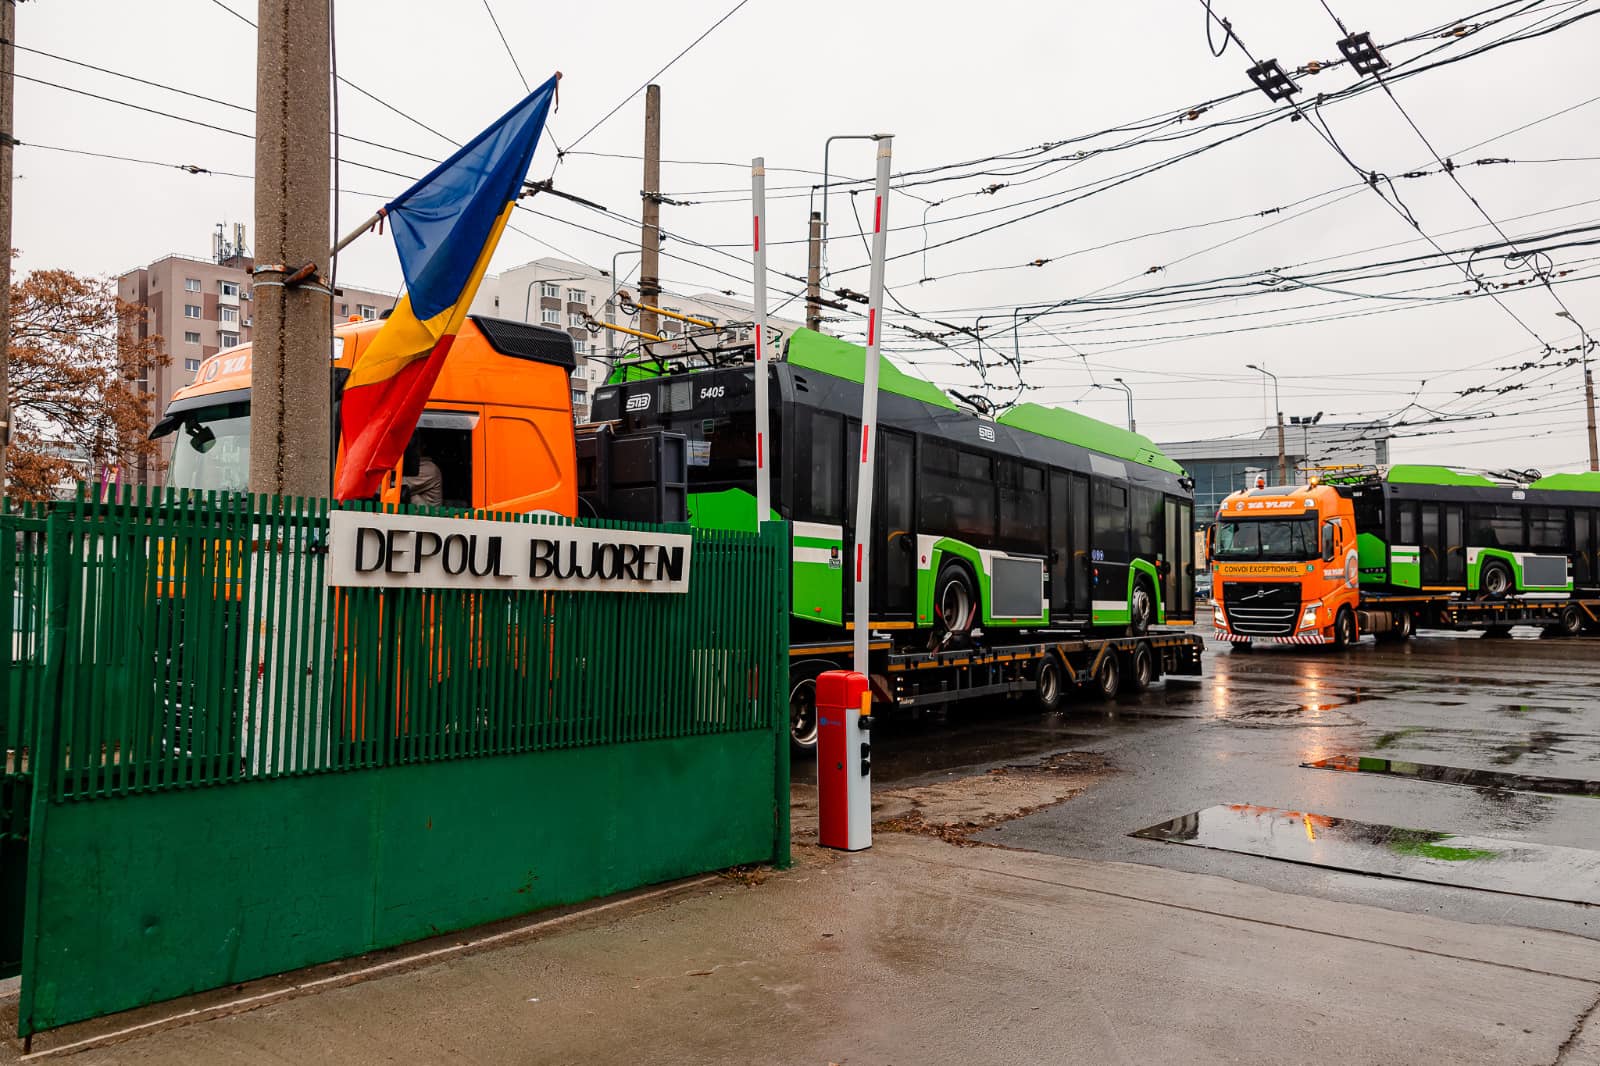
[7,488,789,804]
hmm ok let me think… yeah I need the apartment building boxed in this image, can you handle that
[117,249,395,483]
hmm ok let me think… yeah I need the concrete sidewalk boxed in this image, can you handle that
[12,829,1598,1064]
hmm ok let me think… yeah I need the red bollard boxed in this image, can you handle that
[816,670,872,851]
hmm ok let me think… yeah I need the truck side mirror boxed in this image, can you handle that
[1321,521,1337,563]
[1205,525,1215,563]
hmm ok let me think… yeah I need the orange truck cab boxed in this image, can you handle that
[150,314,580,515]
[1207,479,1361,647]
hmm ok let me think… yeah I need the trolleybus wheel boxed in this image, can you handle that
[933,562,978,639]
[1128,578,1156,637]
[1332,607,1357,649]
[1480,560,1514,601]
[1121,643,1155,694]
[1036,655,1066,712]
[1092,651,1121,701]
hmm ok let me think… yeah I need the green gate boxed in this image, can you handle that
[1,490,790,1037]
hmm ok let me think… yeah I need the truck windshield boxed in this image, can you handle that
[1213,517,1319,561]
[162,402,252,494]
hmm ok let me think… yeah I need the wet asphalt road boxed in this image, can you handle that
[813,628,1600,939]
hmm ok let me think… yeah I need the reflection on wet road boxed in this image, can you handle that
[1132,803,1600,905]
[858,630,1600,937]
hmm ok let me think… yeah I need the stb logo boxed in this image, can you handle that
[624,393,651,412]
[978,425,996,442]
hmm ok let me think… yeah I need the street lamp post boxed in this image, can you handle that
[1556,311,1599,472]
[1247,363,1286,483]
[522,274,593,324]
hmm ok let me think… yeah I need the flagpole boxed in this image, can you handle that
[328,209,386,260]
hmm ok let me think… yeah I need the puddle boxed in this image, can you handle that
[1303,755,1600,798]
[1373,727,1426,749]
[1490,730,1572,766]
[1130,803,1600,904]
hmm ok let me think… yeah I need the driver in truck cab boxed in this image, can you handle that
[1208,479,1362,648]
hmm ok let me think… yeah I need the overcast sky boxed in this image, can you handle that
[14,0,1600,472]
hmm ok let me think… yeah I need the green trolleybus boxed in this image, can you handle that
[1338,465,1600,598]
[589,328,1196,644]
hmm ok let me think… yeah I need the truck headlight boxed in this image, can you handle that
[1213,605,1226,627]
[1300,602,1322,629]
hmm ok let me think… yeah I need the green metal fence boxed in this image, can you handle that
[3,489,790,1036]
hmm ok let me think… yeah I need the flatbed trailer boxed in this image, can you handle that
[1356,593,1600,640]
[787,629,1204,743]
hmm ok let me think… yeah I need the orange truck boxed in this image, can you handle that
[149,314,581,514]
[1207,479,1363,648]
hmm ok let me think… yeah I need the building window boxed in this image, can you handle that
[566,287,586,304]
[569,312,586,328]
[183,331,201,344]
[339,303,348,316]
[357,304,378,320]
[184,278,201,292]
[540,282,560,299]
[541,309,561,325]
[220,306,239,323]
[184,358,202,373]
[220,281,239,297]
[220,332,240,348]
[184,304,202,319]
[571,388,585,406]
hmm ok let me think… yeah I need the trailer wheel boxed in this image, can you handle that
[1553,603,1585,638]
[1393,609,1414,641]
[1035,655,1066,712]
[1480,560,1514,600]
[1121,643,1155,694]
[1332,607,1357,649]
[1092,651,1121,701]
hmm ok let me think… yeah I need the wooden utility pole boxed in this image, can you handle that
[806,210,822,333]
[250,0,331,498]
[638,84,661,339]
[0,0,15,501]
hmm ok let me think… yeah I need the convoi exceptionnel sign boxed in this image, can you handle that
[325,511,692,593]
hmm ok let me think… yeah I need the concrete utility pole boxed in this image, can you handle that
[806,211,823,332]
[0,0,14,501]
[250,0,331,498]
[638,84,661,339]
[1586,362,1598,472]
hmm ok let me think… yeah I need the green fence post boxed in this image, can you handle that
[17,507,71,1039]
[767,520,792,870]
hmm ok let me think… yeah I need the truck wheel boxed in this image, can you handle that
[1553,603,1584,638]
[1480,560,1514,601]
[1036,655,1066,712]
[1332,607,1356,648]
[1092,651,1121,701]
[1128,578,1156,636]
[934,562,978,639]
[1120,643,1155,694]
[1393,610,1414,641]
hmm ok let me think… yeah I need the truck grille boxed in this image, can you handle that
[1221,582,1300,636]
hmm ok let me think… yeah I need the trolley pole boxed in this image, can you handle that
[806,210,823,333]
[751,157,772,520]
[851,135,892,675]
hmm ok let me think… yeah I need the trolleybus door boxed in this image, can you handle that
[844,423,917,622]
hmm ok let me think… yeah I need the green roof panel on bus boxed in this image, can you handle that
[1530,471,1600,492]
[998,403,1184,475]
[1385,465,1500,487]
[785,329,958,411]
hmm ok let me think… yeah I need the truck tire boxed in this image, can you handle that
[1332,607,1357,649]
[1036,655,1066,712]
[788,662,830,751]
[1480,560,1514,600]
[1553,603,1585,638]
[1120,642,1155,694]
[1393,609,1414,641]
[1092,651,1121,701]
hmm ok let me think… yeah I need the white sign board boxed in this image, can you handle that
[326,511,692,593]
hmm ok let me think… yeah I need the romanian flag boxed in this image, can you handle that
[335,75,558,500]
